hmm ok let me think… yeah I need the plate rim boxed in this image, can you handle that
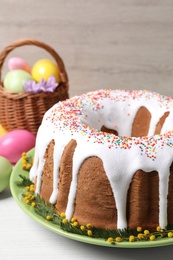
[10,148,173,248]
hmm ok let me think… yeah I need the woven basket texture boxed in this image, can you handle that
[0,38,69,134]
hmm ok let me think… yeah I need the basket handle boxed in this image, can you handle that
[0,38,69,88]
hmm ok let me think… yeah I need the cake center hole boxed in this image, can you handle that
[100,125,118,136]
[80,106,170,138]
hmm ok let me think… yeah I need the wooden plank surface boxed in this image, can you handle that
[0,0,172,97]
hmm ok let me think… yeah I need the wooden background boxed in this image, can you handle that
[0,0,173,98]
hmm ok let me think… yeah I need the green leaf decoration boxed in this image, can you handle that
[18,174,173,244]
[16,174,33,187]
[34,195,54,218]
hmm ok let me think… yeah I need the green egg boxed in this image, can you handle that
[4,69,32,93]
[0,156,12,192]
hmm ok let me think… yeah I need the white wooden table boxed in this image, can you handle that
[0,186,173,260]
[1,188,173,260]
[0,0,173,259]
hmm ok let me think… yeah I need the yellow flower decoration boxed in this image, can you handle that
[29,184,35,192]
[137,233,144,239]
[156,226,162,232]
[168,232,173,238]
[150,235,155,241]
[144,230,150,235]
[107,237,113,243]
[129,235,135,242]
[72,221,79,227]
[80,225,85,231]
[31,202,36,207]
[115,237,121,243]
[86,223,91,229]
[87,230,92,236]
[46,215,51,221]
[71,217,77,223]
[60,212,66,219]
[62,218,68,224]
[137,227,142,232]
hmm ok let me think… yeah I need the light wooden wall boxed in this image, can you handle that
[0,0,173,97]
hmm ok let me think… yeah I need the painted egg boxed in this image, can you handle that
[31,59,60,83]
[4,69,32,93]
[8,57,31,73]
[0,124,7,138]
[0,130,36,164]
[0,156,12,192]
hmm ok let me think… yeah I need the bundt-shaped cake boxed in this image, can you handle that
[30,89,173,231]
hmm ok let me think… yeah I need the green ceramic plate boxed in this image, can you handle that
[10,149,173,248]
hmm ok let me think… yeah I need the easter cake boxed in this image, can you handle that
[30,89,173,232]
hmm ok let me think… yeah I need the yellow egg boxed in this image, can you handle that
[0,124,7,138]
[31,59,60,83]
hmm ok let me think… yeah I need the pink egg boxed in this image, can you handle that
[0,130,36,164]
[8,57,31,73]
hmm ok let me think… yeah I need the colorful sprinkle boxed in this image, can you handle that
[45,89,173,161]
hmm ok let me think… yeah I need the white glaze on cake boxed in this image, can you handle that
[30,89,173,229]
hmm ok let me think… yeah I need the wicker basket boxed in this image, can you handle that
[0,38,69,134]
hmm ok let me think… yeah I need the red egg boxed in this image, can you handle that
[0,130,36,164]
